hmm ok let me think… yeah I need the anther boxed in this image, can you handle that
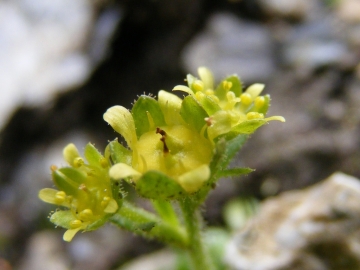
[70,219,82,229]
[240,93,252,106]
[193,80,204,92]
[222,80,233,91]
[100,158,108,168]
[54,191,66,204]
[255,96,265,109]
[79,209,93,221]
[73,157,84,168]
[101,196,111,207]
[50,165,58,172]
[246,112,264,120]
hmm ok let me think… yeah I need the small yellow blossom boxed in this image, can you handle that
[173,67,285,141]
[104,91,214,194]
[38,143,119,241]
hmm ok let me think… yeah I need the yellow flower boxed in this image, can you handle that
[38,143,119,241]
[173,67,285,141]
[104,91,214,194]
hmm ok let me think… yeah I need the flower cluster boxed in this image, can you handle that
[39,143,119,241]
[173,67,285,141]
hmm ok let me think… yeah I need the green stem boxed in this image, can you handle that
[180,197,214,270]
[109,201,187,248]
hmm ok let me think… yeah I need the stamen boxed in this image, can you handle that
[54,191,66,204]
[70,219,82,229]
[205,89,215,96]
[195,91,205,102]
[246,112,264,120]
[101,196,111,207]
[240,93,252,106]
[193,80,204,92]
[79,209,93,221]
[73,157,84,168]
[255,96,265,109]
[100,158,108,168]
[222,80,233,91]
[50,165,58,172]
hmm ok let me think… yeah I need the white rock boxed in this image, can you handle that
[226,172,360,270]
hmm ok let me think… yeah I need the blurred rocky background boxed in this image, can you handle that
[0,0,359,269]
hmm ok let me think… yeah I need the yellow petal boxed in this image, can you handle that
[104,198,118,213]
[158,90,184,125]
[198,67,214,90]
[103,106,137,148]
[63,228,81,242]
[265,116,286,122]
[63,143,80,167]
[178,164,210,193]
[245,83,264,99]
[172,85,194,95]
[109,163,141,180]
[38,188,69,207]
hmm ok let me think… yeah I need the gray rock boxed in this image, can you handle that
[283,17,349,75]
[0,0,94,129]
[259,0,319,20]
[226,172,360,270]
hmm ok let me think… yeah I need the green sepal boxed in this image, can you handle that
[215,75,242,100]
[231,119,268,134]
[84,143,103,166]
[86,214,112,231]
[135,171,186,200]
[215,167,254,178]
[215,134,248,171]
[106,139,132,165]
[52,167,87,195]
[50,210,74,229]
[111,179,124,208]
[180,96,208,133]
[199,95,221,115]
[132,95,166,138]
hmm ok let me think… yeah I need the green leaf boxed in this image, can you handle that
[216,167,254,178]
[84,143,103,166]
[180,96,208,133]
[231,119,267,134]
[107,140,132,165]
[132,95,166,137]
[50,210,74,229]
[215,75,242,100]
[136,171,186,200]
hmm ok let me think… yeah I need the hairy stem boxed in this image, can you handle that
[109,201,187,248]
[180,197,214,270]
